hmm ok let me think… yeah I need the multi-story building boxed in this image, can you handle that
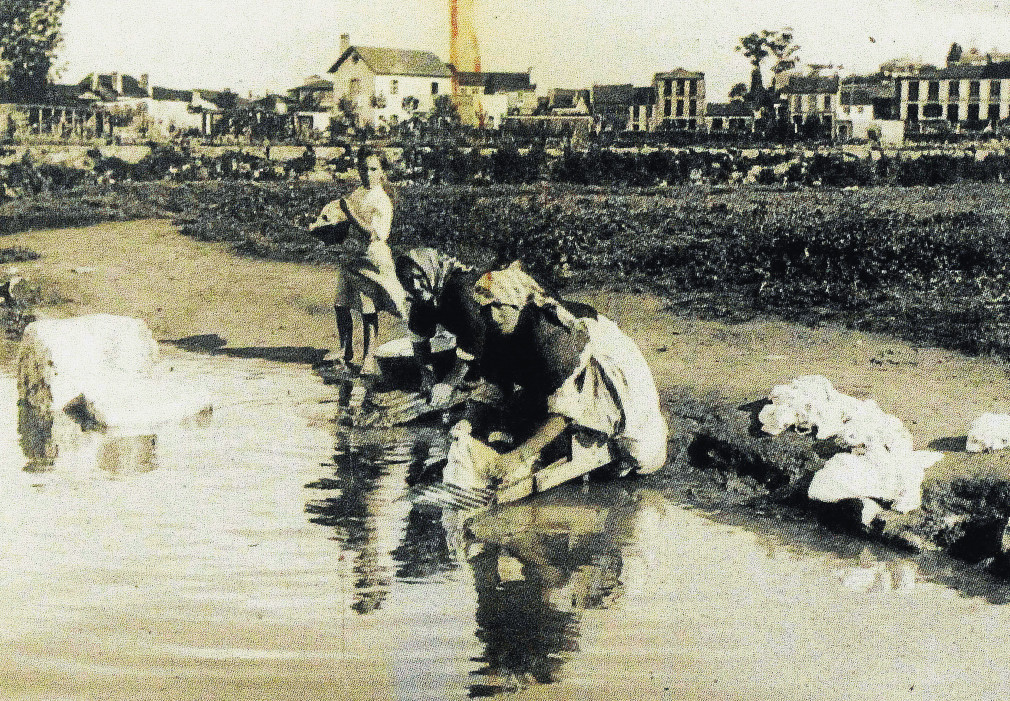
[777,73,839,134]
[328,34,453,129]
[651,69,705,130]
[896,62,1010,128]
[628,87,655,131]
[591,84,634,132]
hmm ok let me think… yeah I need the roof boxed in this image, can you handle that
[957,48,1010,66]
[903,61,1010,80]
[632,87,656,105]
[706,102,754,117]
[838,80,895,105]
[300,75,333,89]
[454,71,534,93]
[329,46,451,78]
[195,89,250,110]
[77,73,149,100]
[151,86,193,101]
[654,68,704,80]
[778,74,839,94]
[592,84,634,105]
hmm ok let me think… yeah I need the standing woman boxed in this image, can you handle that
[310,146,407,372]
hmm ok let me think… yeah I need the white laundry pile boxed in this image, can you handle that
[758,375,942,513]
[966,413,1010,453]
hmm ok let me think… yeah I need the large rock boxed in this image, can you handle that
[17,314,211,466]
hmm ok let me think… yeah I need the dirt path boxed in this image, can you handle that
[5,218,1010,484]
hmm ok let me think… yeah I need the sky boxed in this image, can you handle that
[55,0,1010,101]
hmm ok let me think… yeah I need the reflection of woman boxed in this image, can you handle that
[310,147,407,372]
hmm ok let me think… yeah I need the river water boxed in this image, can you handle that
[0,349,1008,700]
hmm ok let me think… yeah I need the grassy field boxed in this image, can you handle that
[5,178,1010,361]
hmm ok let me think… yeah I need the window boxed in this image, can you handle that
[664,79,672,96]
[712,117,724,130]
[992,80,1003,99]
[664,99,671,117]
[807,94,817,111]
[676,79,685,96]
[947,103,959,122]
[675,100,684,117]
[968,103,980,122]
[824,95,832,110]
[990,103,1001,121]
[895,82,902,101]
[349,78,360,96]
[927,81,939,101]
[948,81,960,100]
[431,82,439,95]
[688,100,696,117]
[907,81,919,101]
[923,103,942,118]
[688,80,697,96]
[792,95,801,112]
[970,81,981,100]
[907,104,919,121]
[632,104,639,119]
[390,79,398,95]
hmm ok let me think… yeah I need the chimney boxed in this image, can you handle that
[91,73,99,91]
[139,73,151,96]
[340,33,350,54]
[111,71,123,94]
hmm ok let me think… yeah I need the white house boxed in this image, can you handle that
[327,34,452,129]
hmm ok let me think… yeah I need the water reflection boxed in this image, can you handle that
[453,486,639,694]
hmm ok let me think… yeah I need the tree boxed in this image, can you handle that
[729,82,749,102]
[736,28,801,95]
[946,42,963,66]
[0,0,67,102]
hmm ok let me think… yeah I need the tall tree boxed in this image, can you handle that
[736,28,801,95]
[0,0,67,102]
[729,82,749,102]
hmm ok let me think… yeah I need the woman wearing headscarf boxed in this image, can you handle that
[396,249,668,497]
[310,146,407,372]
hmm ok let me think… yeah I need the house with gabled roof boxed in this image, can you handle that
[327,33,452,129]
[705,102,755,133]
[452,69,535,127]
[777,72,839,133]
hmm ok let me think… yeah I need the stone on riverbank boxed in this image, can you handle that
[16,314,211,466]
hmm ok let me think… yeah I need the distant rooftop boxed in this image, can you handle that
[329,46,451,78]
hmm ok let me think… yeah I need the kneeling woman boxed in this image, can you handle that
[396,250,668,498]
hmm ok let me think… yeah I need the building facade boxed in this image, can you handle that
[651,69,705,130]
[777,73,839,134]
[328,35,453,129]
[896,62,1010,128]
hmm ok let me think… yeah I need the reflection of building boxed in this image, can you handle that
[652,69,705,131]
[328,33,453,129]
